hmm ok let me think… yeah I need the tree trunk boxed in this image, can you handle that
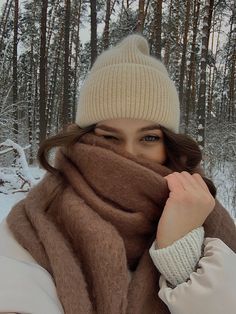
[228,1,236,122]
[210,11,222,121]
[39,0,48,144]
[62,0,71,129]
[46,0,60,50]
[179,0,191,113]
[136,0,145,33]
[90,0,97,67]
[27,0,37,164]
[46,25,64,136]
[197,0,214,151]
[0,0,12,53]
[151,0,162,59]
[207,9,218,119]
[103,0,111,49]
[13,0,18,140]
[163,0,173,68]
[172,0,181,89]
[72,0,82,121]
[185,0,200,129]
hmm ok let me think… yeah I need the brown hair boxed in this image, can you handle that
[37,123,216,196]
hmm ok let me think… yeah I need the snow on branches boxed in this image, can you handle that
[0,139,37,194]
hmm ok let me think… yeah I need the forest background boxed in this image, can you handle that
[0,0,235,219]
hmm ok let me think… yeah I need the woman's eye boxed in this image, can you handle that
[142,135,160,142]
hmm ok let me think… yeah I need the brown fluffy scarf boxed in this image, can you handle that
[7,132,236,314]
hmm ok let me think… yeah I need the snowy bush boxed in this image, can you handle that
[0,139,37,194]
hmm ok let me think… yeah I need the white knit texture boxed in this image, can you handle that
[76,34,180,132]
[149,226,205,287]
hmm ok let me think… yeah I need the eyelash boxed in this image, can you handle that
[142,135,160,142]
[101,135,160,142]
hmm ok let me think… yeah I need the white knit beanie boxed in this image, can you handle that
[76,34,180,133]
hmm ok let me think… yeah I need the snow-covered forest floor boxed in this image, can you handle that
[0,166,45,222]
[1,163,235,224]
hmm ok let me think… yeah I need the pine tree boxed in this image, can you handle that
[13,0,19,140]
[90,0,97,67]
[39,0,48,144]
[62,0,71,128]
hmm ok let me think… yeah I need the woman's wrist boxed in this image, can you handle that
[156,226,202,249]
[150,226,205,286]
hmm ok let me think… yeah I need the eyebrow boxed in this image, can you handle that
[95,124,160,133]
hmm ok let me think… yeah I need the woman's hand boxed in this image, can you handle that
[156,171,215,249]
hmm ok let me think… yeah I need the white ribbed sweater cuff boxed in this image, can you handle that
[149,226,204,287]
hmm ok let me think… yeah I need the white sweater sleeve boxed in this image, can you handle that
[149,227,204,286]
[157,237,236,314]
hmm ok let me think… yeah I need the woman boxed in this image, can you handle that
[0,34,235,314]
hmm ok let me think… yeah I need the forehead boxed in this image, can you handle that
[96,118,160,132]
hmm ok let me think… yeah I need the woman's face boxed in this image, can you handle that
[94,118,167,164]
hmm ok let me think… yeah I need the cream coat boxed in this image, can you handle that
[0,218,235,314]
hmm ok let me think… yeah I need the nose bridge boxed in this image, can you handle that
[123,138,137,155]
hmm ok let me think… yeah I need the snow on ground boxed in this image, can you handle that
[0,166,45,222]
[211,161,236,220]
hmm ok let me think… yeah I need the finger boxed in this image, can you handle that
[192,173,210,192]
[173,171,198,190]
[165,173,185,192]
[180,171,200,189]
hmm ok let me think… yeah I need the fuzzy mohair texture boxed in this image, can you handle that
[7,131,236,314]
